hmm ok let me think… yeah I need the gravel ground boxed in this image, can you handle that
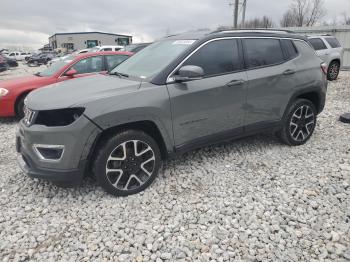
[0,66,349,261]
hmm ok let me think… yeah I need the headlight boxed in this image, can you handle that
[0,88,9,97]
[34,108,85,127]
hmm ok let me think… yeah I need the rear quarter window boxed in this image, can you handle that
[325,38,341,48]
[281,39,298,60]
[309,38,327,50]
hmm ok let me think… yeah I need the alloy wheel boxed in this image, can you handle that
[289,105,315,142]
[329,63,339,80]
[105,140,155,191]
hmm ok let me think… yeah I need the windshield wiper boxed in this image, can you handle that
[109,71,129,78]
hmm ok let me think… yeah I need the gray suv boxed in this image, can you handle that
[16,30,328,196]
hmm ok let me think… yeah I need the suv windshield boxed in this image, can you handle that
[38,56,74,77]
[111,40,196,79]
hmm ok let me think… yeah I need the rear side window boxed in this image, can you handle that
[243,38,284,68]
[309,38,327,50]
[281,39,298,60]
[325,38,341,48]
[106,55,129,70]
[102,48,112,51]
[182,39,243,77]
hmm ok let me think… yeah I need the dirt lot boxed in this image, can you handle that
[0,65,349,261]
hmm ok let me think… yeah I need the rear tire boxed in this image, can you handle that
[327,61,340,81]
[16,94,27,119]
[277,99,317,146]
[93,130,161,196]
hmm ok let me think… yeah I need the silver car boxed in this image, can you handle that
[16,30,328,196]
[308,35,344,81]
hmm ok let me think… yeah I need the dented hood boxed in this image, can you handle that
[26,74,141,111]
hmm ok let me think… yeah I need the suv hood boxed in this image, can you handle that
[27,74,141,111]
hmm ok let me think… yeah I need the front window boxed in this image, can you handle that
[69,56,103,74]
[38,56,74,77]
[181,39,243,77]
[111,39,196,79]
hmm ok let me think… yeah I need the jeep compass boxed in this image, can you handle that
[16,30,328,196]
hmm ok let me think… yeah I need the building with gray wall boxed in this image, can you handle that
[49,32,132,52]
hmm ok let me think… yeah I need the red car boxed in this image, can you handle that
[0,51,132,118]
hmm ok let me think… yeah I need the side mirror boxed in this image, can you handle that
[173,65,204,82]
[65,68,77,77]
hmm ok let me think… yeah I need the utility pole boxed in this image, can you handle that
[242,0,247,28]
[229,0,239,28]
[234,0,239,28]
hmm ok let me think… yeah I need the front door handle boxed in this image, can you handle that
[226,79,245,87]
[283,69,296,75]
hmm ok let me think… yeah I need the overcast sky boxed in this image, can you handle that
[0,0,349,49]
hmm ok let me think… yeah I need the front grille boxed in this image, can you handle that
[23,106,36,126]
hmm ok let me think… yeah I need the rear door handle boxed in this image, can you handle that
[283,69,296,75]
[226,79,245,87]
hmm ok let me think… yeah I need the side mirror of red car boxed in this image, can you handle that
[65,69,77,77]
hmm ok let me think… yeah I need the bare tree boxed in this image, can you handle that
[280,10,297,27]
[243,16,274,29]
[343,12,350,25]
[280,0,326,27]
[305,0,326,26]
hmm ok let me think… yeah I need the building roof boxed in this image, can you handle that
[49,31,132,39]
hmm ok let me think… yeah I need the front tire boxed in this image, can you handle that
[16,94,27,119]
[327,61,340,81]
[93,130,161,196]
[277,99,317,146]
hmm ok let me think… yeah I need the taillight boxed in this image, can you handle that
[321,63,328,75]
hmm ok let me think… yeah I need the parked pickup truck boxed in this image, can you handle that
[6,51,31,61]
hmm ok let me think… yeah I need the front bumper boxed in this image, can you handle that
[17,152,86,185]
[16,115,101,185]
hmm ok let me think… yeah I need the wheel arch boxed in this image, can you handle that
[330,58,341,65]
[295,92,321,113]
[14,90,32,116]
[284,88,324,119]
[90,120,172,161]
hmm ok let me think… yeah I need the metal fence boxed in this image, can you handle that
[282,25,350,70]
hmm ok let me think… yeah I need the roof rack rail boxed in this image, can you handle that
[306,33,333,37]
[211,28,296,34]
